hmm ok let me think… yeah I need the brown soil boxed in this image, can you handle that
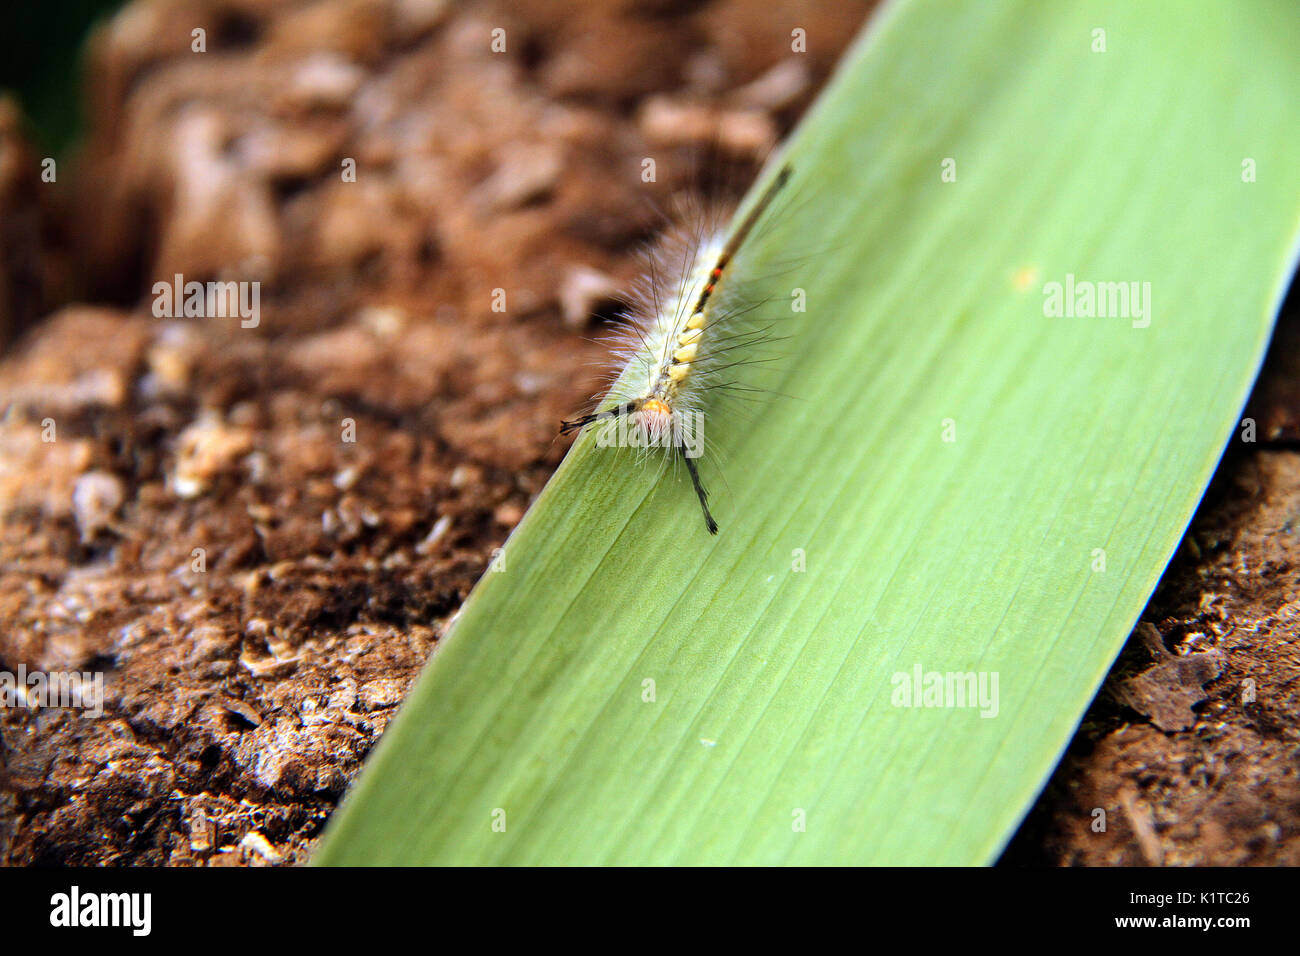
[0,0,1296,866]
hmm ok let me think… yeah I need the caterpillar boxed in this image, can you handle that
[560,163,794,535]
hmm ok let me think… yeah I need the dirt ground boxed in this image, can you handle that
[0,0,1296,866]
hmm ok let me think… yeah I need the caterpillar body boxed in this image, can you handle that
[561,163,794,535]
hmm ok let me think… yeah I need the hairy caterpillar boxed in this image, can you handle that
[561,163,794,535]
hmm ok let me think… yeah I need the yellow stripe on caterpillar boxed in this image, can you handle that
[558,162,795,536]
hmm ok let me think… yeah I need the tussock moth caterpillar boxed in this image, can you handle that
[561,162,795,535]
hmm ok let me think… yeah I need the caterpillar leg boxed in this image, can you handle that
[559,402,640,435]
[680,444,718,535]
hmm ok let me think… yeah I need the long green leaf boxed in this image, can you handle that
[316,0,1300,865]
